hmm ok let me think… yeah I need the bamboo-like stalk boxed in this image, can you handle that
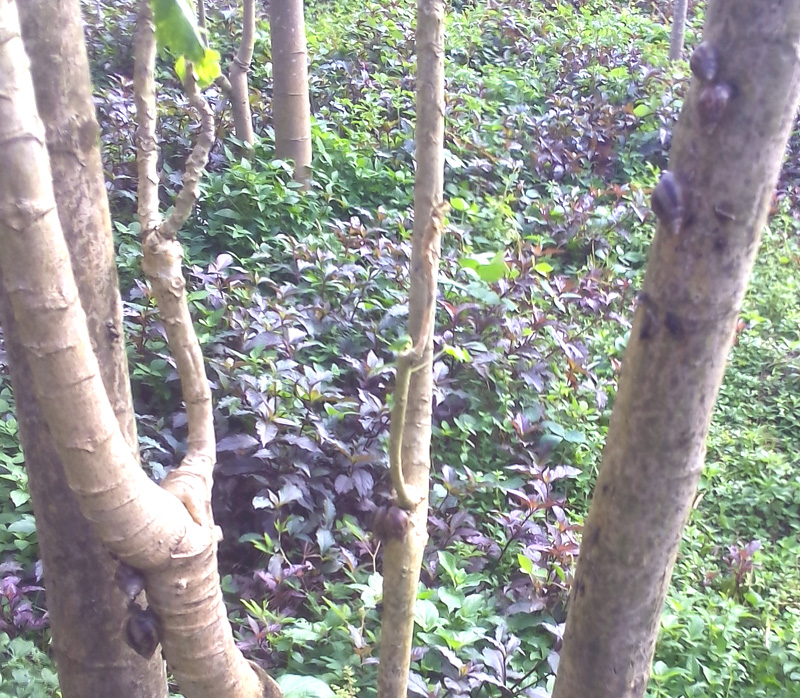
[271,0,312,181]
[229,0,256,145]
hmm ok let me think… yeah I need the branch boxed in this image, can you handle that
[134,0,215,531]
[387,204,445,510]
[160,70,215,239]
[388,345,424,510]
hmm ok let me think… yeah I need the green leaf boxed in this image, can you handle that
[276,675,336,698]
[388,334,413,353]
[438,550,461,582]
[151,0,221,87]
[450,196,469,211]
[152,0,204,60]
[442,344,471,362]
[438,587,464,613]
[436,626,484,650]
[743,590,763,607]
[542,420,565,437]
[414,599,441,631]
[459,251,508,283]
[563,429,585,444]
[9,490,29,507]
[214,208,242,220]
[7,516,35,534]
[457,594,487,620]
[316,528,334,553]
[518,554,534,575]
[687,614,705,640]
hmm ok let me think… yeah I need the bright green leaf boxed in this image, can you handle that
[438,587,464,613]
[9,491,29,508]
[442,344,471,362]
[450,196,469,211]
[414,599,440,631]
[459,250,508,283]
[7,516,35,534]
[151,0,220,86]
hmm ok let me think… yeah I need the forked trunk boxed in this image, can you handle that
[2,1,167,695]
[0,2,279,696]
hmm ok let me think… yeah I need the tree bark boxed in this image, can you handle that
[270,0,312,181]
[229,0,256,146]
[2,1,167,695]
[0,2,279,696]
[552,3,800,698]
[669,0,689,61]
[198,0,206,32]
[377,0,445,696]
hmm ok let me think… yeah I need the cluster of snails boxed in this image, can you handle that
[651,42,732,235]
[116,562,162,659]
[690,41,733,132]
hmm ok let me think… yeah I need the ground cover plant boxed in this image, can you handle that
[0,0,798,696]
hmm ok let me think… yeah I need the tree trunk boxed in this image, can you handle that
[0,2,279,696]
[270,0,312,181]
[669,0,689,60]
[1,1,167,695]
[377,0,445,696]
[229,0,256,146]
[198,0,206,31]
[552,3,800,698]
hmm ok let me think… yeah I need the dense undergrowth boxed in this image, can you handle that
[1,0,799,696]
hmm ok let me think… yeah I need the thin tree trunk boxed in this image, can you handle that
[5,1,167,695]
[377,0,445,695]
[669,0,689,60]
[552,3,800,698]
[270,0,312,181]
[229,0,256,146]
[198,0,206,31]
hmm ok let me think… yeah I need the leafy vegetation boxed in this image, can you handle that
[1,0,798,696]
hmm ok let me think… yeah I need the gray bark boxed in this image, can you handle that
[669,0,689,60]
[552,2,800,697]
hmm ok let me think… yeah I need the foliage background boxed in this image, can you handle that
[0,0,799,696]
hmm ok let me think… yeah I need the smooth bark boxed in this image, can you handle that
[0,1,279,696]
[270,0,312,181]
[377,0,445,696]
[669,0,689,60]
[552,3,800,698]
[229,0,256,146]
[4,1,167,695]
